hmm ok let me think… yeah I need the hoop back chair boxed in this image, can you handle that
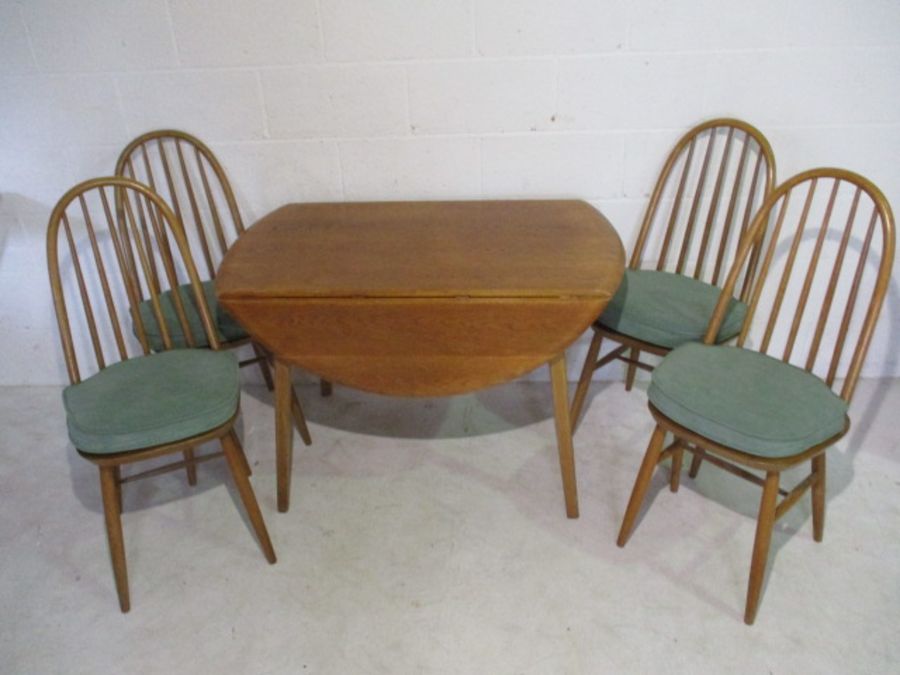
[48,176,276,612]
[115,129,317,444]
[571,118,776,429]
[616,168,895,624]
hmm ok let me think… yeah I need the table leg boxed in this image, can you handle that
[549,353,579,519]
[274,359,294,513]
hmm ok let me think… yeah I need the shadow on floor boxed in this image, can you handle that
[243,376,559,441]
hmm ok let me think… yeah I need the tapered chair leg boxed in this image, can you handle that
[221,433,276,564]
[669,444,684,492]
[112,465,123,513]
[688,452,704,479]
[811,454,826,542]
[183,449,198,486]
[231,429,252,476]
[320,379,332,397]
[570,330,603,433]
[745,471,780,625]
[617,425,666,547]
[625,348,640,391]
[99,466,130,613]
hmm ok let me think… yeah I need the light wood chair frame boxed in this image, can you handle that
[48,176,276,612]
[615,168,895,624]
[115,129,321,446]
[571,118,777,429]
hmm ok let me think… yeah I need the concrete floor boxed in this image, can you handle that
[2,375,899,674]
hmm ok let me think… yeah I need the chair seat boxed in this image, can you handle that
[597,269,747,348]
[63,350,240,454]
[649,343,848,458]
[137,280,248,351]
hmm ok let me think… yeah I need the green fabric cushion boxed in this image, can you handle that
[63,350,240,454]
[137,280,247,351]
[598,269,747,348]
[649,343,848,458]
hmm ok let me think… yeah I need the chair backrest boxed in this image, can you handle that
[706,168,895,402]
[631,118,776,300]
[115,130,244,282]
[47,176,221,385]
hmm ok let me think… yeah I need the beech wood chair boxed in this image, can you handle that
[115,129,320,446]
[570,118,776,430]
[616,168,895,624]
[48,176,276,612]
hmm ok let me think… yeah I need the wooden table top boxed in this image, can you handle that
[216,200,622,300]
[216,199,624,396]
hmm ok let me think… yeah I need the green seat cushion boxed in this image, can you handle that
[598,269,747,348]
[649,343,848,458]
[63,350,240,454]
[137,280,248,351]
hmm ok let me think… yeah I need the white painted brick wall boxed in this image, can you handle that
[320,1,473,61]
[628,0,788,51]
[117,70,267,140]
[557,54,713,130]
[169,0,322,66]
[481,133,624,199]
[475,0,631,55]
[408,59,558,134]
[21,0,177,72]
[262,65,409,138]
[0,4,35,72]
[214,141,344,220]
[1,0,899,385]
[339,137,482,200]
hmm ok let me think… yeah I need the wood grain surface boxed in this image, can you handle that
[217,200,624,396]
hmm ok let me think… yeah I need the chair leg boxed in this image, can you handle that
[220,432,276,564]
[625,348,639,391]
[669,444,684,493]
[688,452,704,479]
[291,387,313,446]
[231,429,252,476]
[99,466,130,613]
[320,379,332,397]
[745,470,780,625]
[112,465,123,513]
[617,425,666,547]
[183,449,198,486]
[569,330,603,433]
[811,454,826,543]
[252,343,275,392]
